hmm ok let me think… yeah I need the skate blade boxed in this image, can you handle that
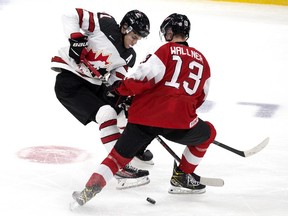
[72,191,86,206]
[72,191,81,200]
[116,176,150,190]
[168,185,206,194]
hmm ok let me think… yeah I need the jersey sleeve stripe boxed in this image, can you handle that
[88,11,95,32]
[76,8,84,28]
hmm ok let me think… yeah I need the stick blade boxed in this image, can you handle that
[200,176,224,187]
[244,137,269,157]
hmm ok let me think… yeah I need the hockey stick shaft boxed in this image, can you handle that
[81,59,101,77]
[158,133,269,158]
[81,59,110,86]
[155,136,180,162]
[213,140,245,156]
[156,135,249,161]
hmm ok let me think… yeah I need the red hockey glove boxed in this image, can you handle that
[68,32,88,64]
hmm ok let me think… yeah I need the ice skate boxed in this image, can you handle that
[169,161,206,194]
[72,184,102,206]
[115,163,150,189]
[134,149,154,165]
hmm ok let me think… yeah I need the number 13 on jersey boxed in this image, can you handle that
[165,55,204,96]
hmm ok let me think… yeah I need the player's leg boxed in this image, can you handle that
[55,71,120,152]
[96,104,121,152]
[112,97,154,165]
[73,123,155,205]
[113,123,155,189]
[55,70,106,125]
[163,119,217,194]
[96,105,150,188]
[55,71,149,188]
[117,110,154,165]
[73,148,131,206]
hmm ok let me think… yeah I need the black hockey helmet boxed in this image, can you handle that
[160,13,190,40]
[120,10,150,38]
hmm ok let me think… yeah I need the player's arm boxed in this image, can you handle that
[62,8,98,64]
[62,8,97,37]
[107,66,128,85]
[116,53,166,96]
[195,57,211,109]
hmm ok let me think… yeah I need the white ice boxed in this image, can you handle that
[0,0,288,215]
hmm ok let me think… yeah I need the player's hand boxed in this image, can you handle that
[106,81,121,98]
[105,81,127,108]
[68,32,88,64]
[119,96,133,117]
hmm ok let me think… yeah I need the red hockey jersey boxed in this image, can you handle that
[117,42,211,129]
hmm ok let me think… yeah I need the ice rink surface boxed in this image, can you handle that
[0,0,288,215]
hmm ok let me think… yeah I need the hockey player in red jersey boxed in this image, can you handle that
[71,13,217,206]
[51,8,153,189]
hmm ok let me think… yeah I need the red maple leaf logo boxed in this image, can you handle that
[96,52,110,65]
[86,50,111,68]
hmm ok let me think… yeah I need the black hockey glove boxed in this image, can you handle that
[104,81,126,109]
[68,32,88,64]
[119,96,134,118]
[105,81,121,97]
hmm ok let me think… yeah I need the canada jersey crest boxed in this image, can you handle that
[85,49,111,70]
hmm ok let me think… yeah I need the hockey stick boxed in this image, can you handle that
[155,136,181,161]
[213,137,269,157]
[81,59,110,86]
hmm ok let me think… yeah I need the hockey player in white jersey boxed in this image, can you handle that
[51,8,153,189]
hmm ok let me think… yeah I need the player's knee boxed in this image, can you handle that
[205,121,217,145]
[195,121,217,149]
[117,110,127,130]
[95,105,117,124]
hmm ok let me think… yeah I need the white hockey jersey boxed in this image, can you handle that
[51,8,137,85]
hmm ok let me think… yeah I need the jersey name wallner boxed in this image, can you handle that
[170,46,203,63]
